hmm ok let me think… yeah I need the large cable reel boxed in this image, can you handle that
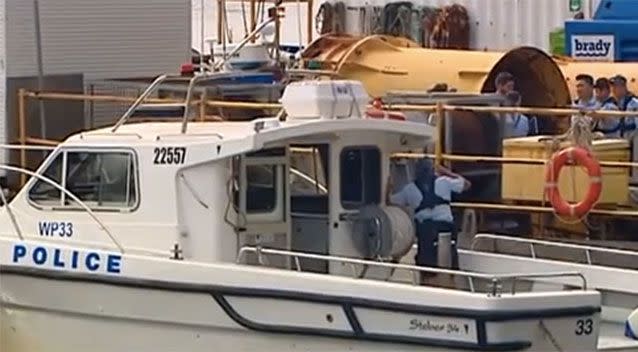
[352,204,415,260]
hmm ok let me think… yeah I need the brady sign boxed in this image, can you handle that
[571,35,615,62]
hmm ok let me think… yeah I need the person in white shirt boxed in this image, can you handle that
[386,159,470,277]
[503,91,536,138]
[572,74,598,127]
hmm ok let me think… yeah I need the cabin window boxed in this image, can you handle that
[340,146,381,209]
[28,153,64,206]
[245,164,277,213]
[232,148,285,215]
[28,150,138,210]
[290,145,329,196]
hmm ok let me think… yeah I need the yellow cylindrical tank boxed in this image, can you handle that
[302,34,571,108]
[303,34,638,106]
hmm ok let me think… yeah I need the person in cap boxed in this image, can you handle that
[610,74,638,138]
[592,77,621,137]
[495,72,515,96]
[386,158,470,281]
[502,91,537,138]
[610,74,638,184]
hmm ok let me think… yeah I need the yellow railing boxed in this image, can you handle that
[16,89,638,218]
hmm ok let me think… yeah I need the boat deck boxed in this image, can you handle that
[599,322,638,351]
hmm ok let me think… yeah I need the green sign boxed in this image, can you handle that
[570,0,582,12]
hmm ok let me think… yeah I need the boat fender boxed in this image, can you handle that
[626,308,638,340]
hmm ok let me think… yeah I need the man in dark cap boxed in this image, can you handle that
[592,77,620,137]
[610,74,638,121]
[610,74,638,183]
[387,158,470,281]
[495,72,515,96]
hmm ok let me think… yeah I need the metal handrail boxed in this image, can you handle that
[0,164,124,253]
[236,246,587,294]
[471,233,638,265]
[156,132,224,141]
[111,74,172,132]
[80,132,143,140]
[0,144,56,151]
[181,73,218,133]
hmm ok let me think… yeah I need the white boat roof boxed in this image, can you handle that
[64,117,435,157]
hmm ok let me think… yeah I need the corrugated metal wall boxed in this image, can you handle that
[337,0,580,52]
[6,0,190,79]
[194,0,588,52]
[3,0,191,133]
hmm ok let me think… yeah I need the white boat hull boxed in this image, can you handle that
[1,276,456,352]
[1,271,599,352]
[1,268,600,351]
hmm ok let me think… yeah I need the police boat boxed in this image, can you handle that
[0,74,606,351]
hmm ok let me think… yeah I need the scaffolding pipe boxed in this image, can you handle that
[33,0,46,141]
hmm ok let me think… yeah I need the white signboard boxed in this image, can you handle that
[571,35,615,62]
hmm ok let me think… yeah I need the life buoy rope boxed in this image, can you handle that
[544,147,602,218]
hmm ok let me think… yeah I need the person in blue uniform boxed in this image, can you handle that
[592,77,620,137]
[610,75,638,138]
[386,159,470,277]
[610,75,638,184]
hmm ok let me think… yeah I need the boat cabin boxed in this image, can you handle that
[1,80,433,276]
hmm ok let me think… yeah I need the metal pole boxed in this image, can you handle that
[33,0,46,140]
[200,0,205,72]
[307,0,314,43]
[18,89,27,186]
[217,0,223,44]
[274,5,281,64]
[435,102,444,167]
[250,0,256,43]
[199,89,207,121]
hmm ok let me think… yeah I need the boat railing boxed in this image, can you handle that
[0,144,56,151]
[236,245,587,295]
[471,233,638,266]
[0,164,124,253]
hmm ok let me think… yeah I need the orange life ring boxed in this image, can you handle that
[544,146,602,218]
[365,108,406,121]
